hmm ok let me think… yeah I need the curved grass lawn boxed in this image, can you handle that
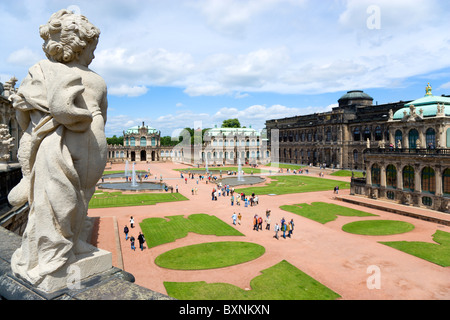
[89,191,187,209]
[381,230,450,267]
[140,214,244,248]
[280,202,376,224]
[164,260,341,300]
[342,220,415,236]
[155,241,265,270]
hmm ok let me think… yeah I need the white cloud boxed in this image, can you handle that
[438,82,450,90]
[7,47,41,67]
[108,85,148,97]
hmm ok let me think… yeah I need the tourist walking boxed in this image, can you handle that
[232,212,237,225]
[231,195,234,206]
[253,215,258,231]
[258,216,263,230]
[238,212,242,225]
[137,232,145,251]
[130,216,134,228]
[282,222,287,239]
[130,235,136,251]
[265,215,271,230]
[287,221,292,238]
[124,225,129,240]
[274,223,280,240]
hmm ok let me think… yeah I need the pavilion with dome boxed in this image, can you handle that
[362,83,450,212]
[108,122,164,162]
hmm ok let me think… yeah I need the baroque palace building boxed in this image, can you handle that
[108,122,162,162]
[107,123,270,165]
[266,84,450,212]
[265,89,407,170]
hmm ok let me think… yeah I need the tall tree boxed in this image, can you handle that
[221,118,241,128]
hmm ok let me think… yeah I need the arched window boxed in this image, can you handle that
[140,137,147,147]
[425,128,435,149]
[375,126,382,141]
[443,168,450,196]
[403,166,414,191]
[353,150,358,164]
[421,167,436,194]
[447,128,450,148]
[353,127,361,141]
[386,164,397,189]
[130,137,135,147]
[151,137,156,146]
[395,130,402,146]
[409,129,419,149]
[326,130,332,141]
[125,137,129,146]
[371,164,381,186]
[364,127,371,140]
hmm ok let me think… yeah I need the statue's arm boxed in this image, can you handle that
[47,73,92,132]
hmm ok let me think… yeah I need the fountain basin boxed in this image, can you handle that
[217,176,265,187]
[97,181,166,191]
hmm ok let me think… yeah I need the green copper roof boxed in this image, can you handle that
[205,127,261,136]
[125,125,158,135]
[393,95,450,120]
[338,90,373,101]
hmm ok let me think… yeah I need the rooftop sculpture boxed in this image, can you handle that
[8,9,111,292]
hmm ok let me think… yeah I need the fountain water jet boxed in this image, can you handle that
[131,162,138,187]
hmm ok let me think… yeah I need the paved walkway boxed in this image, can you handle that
[88,162,450,300]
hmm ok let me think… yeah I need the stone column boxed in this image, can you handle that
[380,163,386,188]
[414,164,422,193]
[396,162,403,190]
[435,165,443,196]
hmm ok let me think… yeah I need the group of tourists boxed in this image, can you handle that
[273,216,295,240]
[232,209,295,240]
[210,184,259,208]
[123,216,146,251]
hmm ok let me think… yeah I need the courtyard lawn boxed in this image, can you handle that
[266,162,306,170]
[174,166,268,174]
[342,220,415,236]
[330,170,365,178]
[280,202,376,224]
[381,230,450,267]
[88,191,188,209]
[234,175,350,195]
[140,214,244,248]
[155,241,265,270]
[164,260,341,300]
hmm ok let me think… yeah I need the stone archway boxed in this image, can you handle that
[140,150,147,161]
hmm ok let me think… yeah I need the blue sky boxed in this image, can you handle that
[1,0,450,137]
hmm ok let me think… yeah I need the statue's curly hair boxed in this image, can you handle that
[39,9,100,63]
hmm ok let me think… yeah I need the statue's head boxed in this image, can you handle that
[39,9,100,66]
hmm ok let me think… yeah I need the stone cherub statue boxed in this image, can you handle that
[8,9,110,291]
[0,124,14,165]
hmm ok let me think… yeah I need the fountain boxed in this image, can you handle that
[124,160,129,179]
[205,157,209,174]
[237,158,244,181]
[131,162,138,187]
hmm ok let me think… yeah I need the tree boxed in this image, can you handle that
[106,135,123,145]
[221,118,241,128]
